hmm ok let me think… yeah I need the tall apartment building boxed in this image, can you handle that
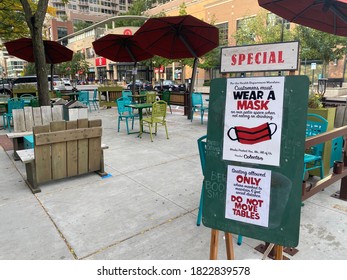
[47,0,133,41]
[49,0,132,20]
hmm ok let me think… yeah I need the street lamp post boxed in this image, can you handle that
[317,78,328,97]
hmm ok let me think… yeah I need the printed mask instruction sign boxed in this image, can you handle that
[223,76,284,166]
[225,165,271,227]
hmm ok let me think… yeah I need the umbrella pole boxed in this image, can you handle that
[132,62,137,96]
[188,57,199,120]
[50,64,54,92]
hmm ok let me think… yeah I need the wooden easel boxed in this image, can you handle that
[209,229,284,260]
[210,229,234,260]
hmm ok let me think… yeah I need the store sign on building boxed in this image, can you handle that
[95,57,107,67]
[123,29,132,35]
[221,41,299,73]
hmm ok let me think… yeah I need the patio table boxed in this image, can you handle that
[125,103,153,135]
[61,91,80,101]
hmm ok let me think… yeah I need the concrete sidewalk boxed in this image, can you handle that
[0,106,346,260]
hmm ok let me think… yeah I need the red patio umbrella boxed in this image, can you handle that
[92,34,153,62]
[4,37,73,64]
[92,34,154,94]
[258,0,347,36]
[134,15,219,59]
[134,15,219,118]
[4,38,73,90]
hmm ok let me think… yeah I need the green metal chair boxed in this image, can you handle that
[191,92,208,124]
[55,90,62,98]
[140,100,169,142]
[2,98,25,131]
[161,90,172,114]
[116,97,138,134]
[303,114,328,180]
[145,91,157,115]
[29,96,40,107]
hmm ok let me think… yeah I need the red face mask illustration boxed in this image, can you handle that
[227,122,277,145]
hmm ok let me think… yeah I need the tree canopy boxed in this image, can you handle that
[293,25,347,76]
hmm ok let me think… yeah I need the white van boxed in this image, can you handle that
[11,75,66,91]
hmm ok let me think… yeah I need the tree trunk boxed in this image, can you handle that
[32,31,50,105]
[20,0,50,106]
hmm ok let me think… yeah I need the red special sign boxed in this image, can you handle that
[220,41,299,73]
[95,57,106,66]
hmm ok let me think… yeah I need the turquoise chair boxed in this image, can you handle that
[2,98,25,132]
[303,114,328,180]
[330,136,344,167]
[78,91,90,111]
[191,92,208,124]
[122,90,133,103]
[196,134,243,245]
[19,94,35,106]
[116,97,138,134]
[89,89,99,111]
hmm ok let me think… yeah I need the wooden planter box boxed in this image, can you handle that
[98,86,123,107]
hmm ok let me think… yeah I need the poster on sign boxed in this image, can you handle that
[222,76,284,166]
[225,165,271,227]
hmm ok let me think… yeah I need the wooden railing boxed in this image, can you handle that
[303,126,347,201]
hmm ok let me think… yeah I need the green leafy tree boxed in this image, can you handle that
[234,11,292,45]
[56,52,90,80]
[74,21,93,32]
[18,0,67,105]
[126,0,147,15]
[293,25,347,77]
[0,0,29,40]
[179,3,187,15]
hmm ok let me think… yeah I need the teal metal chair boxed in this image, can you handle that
[19,94,35,106]
[78,91,90,111]
[191,92,208,124]
[122,90,133,103]
[89,89,99,111]
[303,114,328,180]
[330,136,344,167]
[2,98,25,131]
[196,134,243,245]
[116,97,138,134]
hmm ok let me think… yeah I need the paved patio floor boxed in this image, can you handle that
[0,105,346,260]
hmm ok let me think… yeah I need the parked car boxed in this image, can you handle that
[61,78,72,86]
[154,80,186,92]
[0,78,13,95]
[127,80,153,90]
[11,75,66,91]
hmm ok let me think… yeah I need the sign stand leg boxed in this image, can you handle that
[209,229,235,260]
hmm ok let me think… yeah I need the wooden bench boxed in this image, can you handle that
[327,78,343,88]
[6,105,88,160]
[16,119,108,193]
